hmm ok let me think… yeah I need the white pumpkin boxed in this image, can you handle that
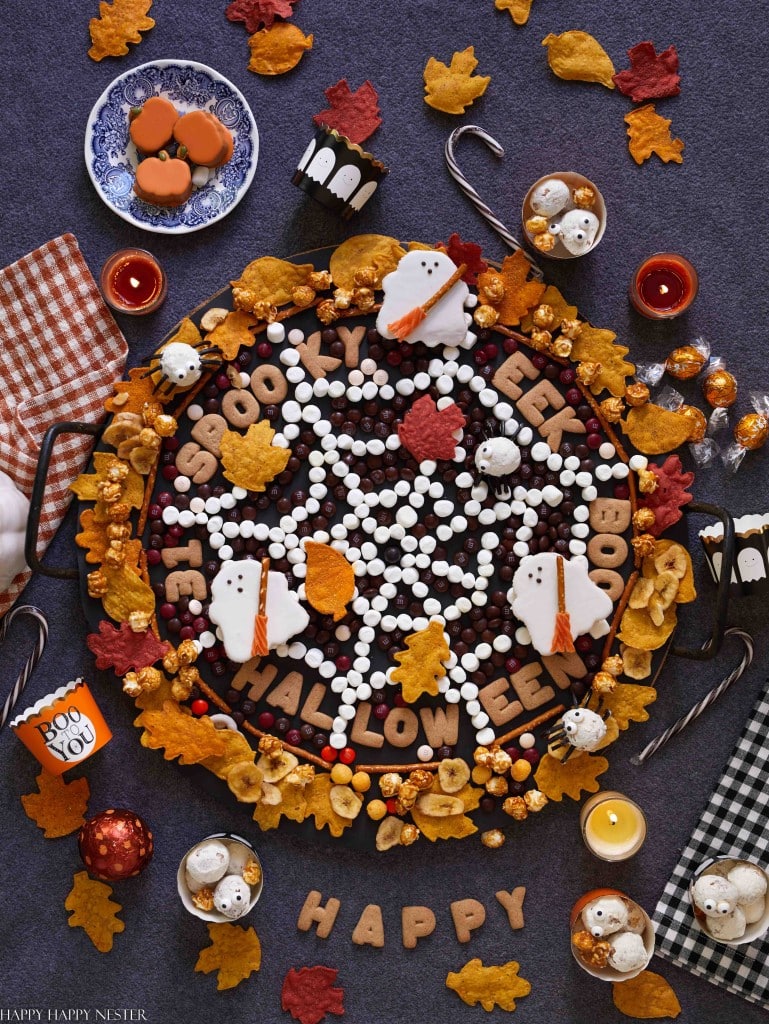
[0,471,29,591]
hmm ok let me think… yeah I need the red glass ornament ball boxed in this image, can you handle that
[78,808,154,881]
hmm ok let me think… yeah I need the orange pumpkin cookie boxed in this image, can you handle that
[134,151,192,207]
[173,110,234,168]
[129,97,180,155]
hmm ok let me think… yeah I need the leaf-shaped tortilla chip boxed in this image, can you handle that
[411,780,481,842]
[424,46,491,115]
[329,235,406,290]
[623,404,693,455]
[105,366,162,415]
[22,771,90,838]
[390,621,451,703]
[446,959,532,1011]
[520,284,578,333]
[247,23,313,76]
[590,684,656,730]
[571,326,635,398]
[613,970,682,1019]
[542,30,616,88]
[282,965,345,1024]
[232,257,314,306]
[205,309,258,361]
[76,509,111,564]
[479,250,546,326]
[304,540,355,621]
[220,420,291,492]
[304,773,353,838]
[65,871,124,952]
[195,923,262,990]
[252,775,309,831]
[617,603,677,651]
[495,0,534,26]
[534,750,608,801]
[69,453,145,509]
[138,701,228,764]
[86,620,170,675]
[88,0,154,62]
[101,564,155,624]
[613,42,681,103]
[625,104,684,165]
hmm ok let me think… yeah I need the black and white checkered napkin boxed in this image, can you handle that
[653,680,769,1007]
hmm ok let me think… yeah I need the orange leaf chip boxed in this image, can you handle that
[76,509,111,564]
[100,564,156,624]
[623,403,693,455]
[398,394,466,463]
[70,453,146,511]
[495,0,534,26]
[411,780,481,842]
[204,309,258,361]
[88,0,155,62]
[329,235,406,290]
[232,256,315,307]
[195,922,262,990]
[202,729,258,780]
[423,46,491,115]
[570,325,635,398]
[304,773,354,838]
[590,684,657,731]
[625,104,684,165]
[446,958,532,1012]
[138,700,228,764]
[542,30,616,88]
[252,775,309,831]
[304,540,355,622]
[613,970,682,1019]
[534,750,608,801]
[617,603,677,651]
[478,251,545,326]
[282,966,345,1024]
[220,420,291,492]
[21,770,90,838]
[520,284,577,333]
[105,366,161,415]
[247,23,313,76]
[65,871,125,952]
[391,620,451,703]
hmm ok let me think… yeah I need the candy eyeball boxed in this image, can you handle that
[559,209,601,256]
[213,874,252,920]
[530,178,571,218]
[692,874,739,918]
[159,341,203,388]
[548,219,562,236]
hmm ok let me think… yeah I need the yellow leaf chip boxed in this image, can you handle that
[495,0,534,26]
[101,564,156,623]
[252,775,309,831]
[138,700,229,764]
[479,251,545,326]
[304,773,353,838]
[195,922,262,991]
[613,970,682,1019]
[617,603,677,651]
[231,257,315,308]
[643,540,696,603]
[304,540,355,621]
[205,309,258,362]
[390,620,451,703]
[446,958,532,1011]
[625,104,684,166]
[534,750,608,801]
[590,684,657,731]
[424,46,491,115]
[570,325,635,398]
[542,30,616,88]
[219,420,291,492]
[623,404,694,455]
[69,453,145,510]
[520,284,578,333]
[201,728,258,780]
[247,23,313,76]
[88,0,154,62]
[329,235,406,290]
[21,770,90,838]
[411,780,481,842]
[65,871,125,952]
[105,366,162,415]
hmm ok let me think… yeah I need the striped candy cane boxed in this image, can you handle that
[0,605,49,730]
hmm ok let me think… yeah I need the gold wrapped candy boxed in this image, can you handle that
[679,404,707,442]
[734,412,769,451]
[703,368,737,408]
[666,344,707,380]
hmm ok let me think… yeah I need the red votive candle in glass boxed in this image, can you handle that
[100,248,167,315]
[629,253,698,319]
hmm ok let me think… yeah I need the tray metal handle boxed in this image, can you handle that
[25,421,101,580]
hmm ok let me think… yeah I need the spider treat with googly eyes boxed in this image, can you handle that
[74,235,698,848]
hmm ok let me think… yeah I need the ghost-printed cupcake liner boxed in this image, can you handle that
[699,512,769,596]
[292,126,388,220]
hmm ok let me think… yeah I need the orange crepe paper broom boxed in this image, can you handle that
[551,555,575,653]
[387,262,467,342]
[251,557,270,657]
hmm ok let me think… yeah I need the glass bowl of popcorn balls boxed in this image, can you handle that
[522,172,607,260]
[689,857,769,946]
[178,833,263,922]
[570,888,655,981]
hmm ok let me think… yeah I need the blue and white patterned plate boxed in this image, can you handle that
[85,60,258,234]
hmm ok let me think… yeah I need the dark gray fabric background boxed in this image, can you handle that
[2,1,768,1021]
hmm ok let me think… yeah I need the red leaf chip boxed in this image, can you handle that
[438,232,488,286]
[398,394,466,463]
[639,454,694,535]
[281,966,345,1024]
[87,620,171,676]
[225,0,299,34]
[312,79,382,146]
[613,41,681,103]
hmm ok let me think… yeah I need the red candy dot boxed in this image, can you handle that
[335,655,351,672]
[586,433,603,450]
[169,524,184,537]
[373,703,389,720]
[559,368,576,385]
[192,617,208,633]
[321,745,338,763]
[386,350,402,366]
[179,626,195,641]
[385,798,399,815]
[505,657,521,675]
[159,603,176,620]
[394,693,407,708]
[148,504,162,520]
[531,354,548,370]
[585,418,602,433]
[503,338,519,355]
[575,636,593,653]
[565,388,582,406]
[257,341,273,359]
[473,350,488,366]
[614,484,630,500]
[191,699,209,716]
[504,746,521,761]
[286,729,302,746]
[145,549,162,566]
[215,374,230,390]
[163,436,180,452]
[522,748,540,765]
[157,492,173,507]
[258,711,275,729]
[339,747,356,765]
[484,342,499,360]
[161,465,179,481]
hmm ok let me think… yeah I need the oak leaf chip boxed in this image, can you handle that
[100,564,156,624]
[398,394,466,463]
[411,780,481,842]
[446,958,532,1011]
[390,620,451,703]
[478,250,545,326]
[312,79,382,146]
[226,0,299,33]
[613,42,681,103]
[247,23,313,76]
[613,970,682,1019]
[542,30,616,88]
[304,773,353,838]
[220,420,291,492]
[534,750,608,801]
[138,700,228,764]
[88,0,154,62]
[195,922,262,990]
[423,46,491,115]
[570,326,635,398]
[639,456,694,536]
[623,403,693,455]
[329,235,406,290]
[590,684,657,730]
[87,620,170,675]
[520,284,577,333]
[65,871,125,952]
[252,775,309,831]
[625,104,684,165]
[205,309,258,361]
[232,257,314,307]
[21,771,90,838]
[304,540,355,621]
[282,966,345,1024]
[75,509,111,564]
[202,730,259,780]
[69,453,145,510]
[495,0,534,26]
[105,367,161,415]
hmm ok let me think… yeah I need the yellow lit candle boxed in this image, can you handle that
[580,791,647,862]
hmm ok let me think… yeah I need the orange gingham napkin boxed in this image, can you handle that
[0,233,128,617]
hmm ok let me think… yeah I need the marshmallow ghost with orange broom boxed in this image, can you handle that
[377,251,474,348]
